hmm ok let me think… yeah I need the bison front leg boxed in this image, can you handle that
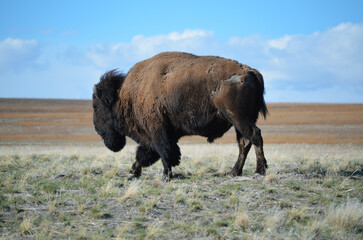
[152,138,181,182]
[161,161,173,182]
[128,145,160,179]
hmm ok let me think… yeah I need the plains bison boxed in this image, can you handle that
[92,52,268,181]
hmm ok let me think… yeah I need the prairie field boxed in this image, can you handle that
[0,98,362,239]
[1,99,362,144]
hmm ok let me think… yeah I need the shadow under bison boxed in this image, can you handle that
[92,52,268,181]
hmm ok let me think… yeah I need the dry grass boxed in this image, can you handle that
[19,214,35,235]
[264,172,278,183]
[325,199,363,231]
[0,142,362,239]
[234,209,249,230]
[118,181,139,202]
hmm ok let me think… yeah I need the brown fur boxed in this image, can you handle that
[93,52,268,181]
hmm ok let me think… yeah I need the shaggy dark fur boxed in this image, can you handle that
[93,52,268,181]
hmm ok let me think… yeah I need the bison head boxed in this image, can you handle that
[92,70,126,152]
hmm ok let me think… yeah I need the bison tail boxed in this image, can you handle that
[251,69,268,119]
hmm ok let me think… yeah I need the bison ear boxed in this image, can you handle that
[96,70,124,108]
[93,84,118,108]
[100,89,118,108]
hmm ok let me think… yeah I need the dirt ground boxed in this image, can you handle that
[0,98,362,144]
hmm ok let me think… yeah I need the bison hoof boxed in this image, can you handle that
[254,169,266,176]
[129,167,141,179]
[162,172,173,182]
[252,173,265,179]
[127,169,141,180]
[126,174,138,180]
[229,169,242,177]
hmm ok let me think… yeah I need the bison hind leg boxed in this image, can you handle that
[227,116,268,176]
[152,138,181,182]
[237,124,268,175]
[250,126,268,175]
[230,130,252,176]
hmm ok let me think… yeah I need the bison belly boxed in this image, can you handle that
[164,94,232,141]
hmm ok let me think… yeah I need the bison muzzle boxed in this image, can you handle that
[92,52,268,181]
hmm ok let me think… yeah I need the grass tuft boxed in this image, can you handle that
[325,199,363,232]
[264,172,278,183]
[235,209,249,230]
[20,214,35,235]
[118,181,139,202]
[146,221,163,239]
[48,200,57,215]
[287,206,309,225]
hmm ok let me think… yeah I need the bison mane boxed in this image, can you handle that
[94,70,126,108]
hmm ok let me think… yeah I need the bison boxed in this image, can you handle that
[92,52,268,181]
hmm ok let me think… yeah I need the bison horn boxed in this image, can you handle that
[93,85,99,99]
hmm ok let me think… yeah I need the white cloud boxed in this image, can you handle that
[0,23,362,102]
[225,23,363,102]
[270,23,363,91]
[267,35,292,50]
[84,29,216,70]
[168,29,214,40]
[0,38,42,71]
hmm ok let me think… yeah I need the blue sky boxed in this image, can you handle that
[0,0,362,102]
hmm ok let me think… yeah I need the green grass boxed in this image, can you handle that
[0,143,362,239]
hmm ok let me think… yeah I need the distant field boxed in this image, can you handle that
[0,98,362,144]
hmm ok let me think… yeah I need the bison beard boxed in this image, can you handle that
[92,52,268,181]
